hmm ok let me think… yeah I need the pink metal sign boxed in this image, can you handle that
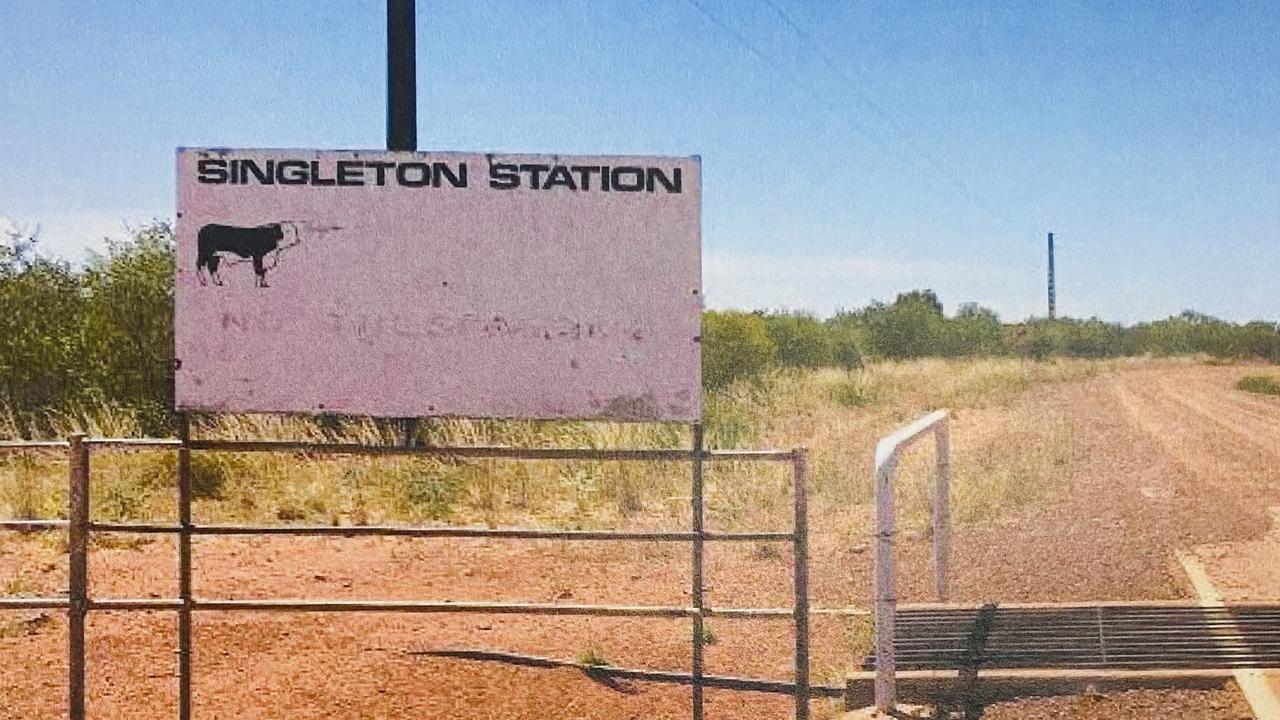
[174,148,701,421]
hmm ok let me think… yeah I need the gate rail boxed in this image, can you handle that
[0,427,811,720]
[873,409,951,712]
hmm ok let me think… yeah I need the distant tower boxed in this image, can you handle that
[1047,232,1056,320]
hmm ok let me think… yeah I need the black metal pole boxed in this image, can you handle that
[387,0,417,151]
[388,0,418,442]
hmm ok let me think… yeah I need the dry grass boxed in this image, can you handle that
[0,357,1110,537]
[0,613,52,639]
[2,571,36,596]
[729,357,1099,531]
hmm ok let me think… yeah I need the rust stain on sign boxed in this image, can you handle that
[594,393,663,422]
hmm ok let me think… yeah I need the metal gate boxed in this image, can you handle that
[0,422,812,719]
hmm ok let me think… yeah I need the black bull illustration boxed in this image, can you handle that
[196,222,301,287]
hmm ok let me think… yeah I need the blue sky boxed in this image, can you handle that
[2,1,1277,323]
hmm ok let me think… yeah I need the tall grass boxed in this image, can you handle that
[0,358,1106,534]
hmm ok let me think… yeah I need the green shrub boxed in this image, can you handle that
[0,237,86,426]
[1237,376,1280,396]
[943,303,1004,356]
[832,378,877,408]
[863,291,946,359]
[80,224,174,421]
[832,331,864,371]
[574,644,610,667]
[701,311,776,390]
[763,312,834,368]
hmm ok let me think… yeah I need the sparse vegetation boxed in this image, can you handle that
[1237,375,1280,396]
[2,572,36,596]
[751,542,782,561]
[574,644,610,667]
[0,357,1105,534]
[831,375,877,408]
[698,623,717,646]
[0,613,52,639]
[0,453,60,520]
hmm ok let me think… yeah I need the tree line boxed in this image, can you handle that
[2,223,1277,431]
[704,292,1280,389]
[1,222,173,435]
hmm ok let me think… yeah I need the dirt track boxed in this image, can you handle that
[3,361,1279,719]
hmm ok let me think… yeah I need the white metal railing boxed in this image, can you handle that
[872,409,951,712]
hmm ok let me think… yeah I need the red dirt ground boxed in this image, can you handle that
[3,362,1279,718]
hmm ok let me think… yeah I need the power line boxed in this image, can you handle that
[763,0,1006,225]
[687,0,1008,228]
[683,0,772,65]
[682,0,888,146]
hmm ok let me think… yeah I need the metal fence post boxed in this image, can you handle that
[177,414,193,720]
[68,434,88,720]
[690,422,705,720]
[792,448,810,720]
[932,420,950,602]
[873,454,897,712]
